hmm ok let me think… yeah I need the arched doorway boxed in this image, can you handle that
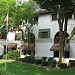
[50,31,70,58]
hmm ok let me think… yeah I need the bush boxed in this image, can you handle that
[48,57,54,62]
[7,50,20,60]
[41,60,48,66]
[35,59,42,64]
[70,62,75,67]
[0,55,3,59]
[58,63,67,68]
[69,60,75,67]
[48,57,56,67]
[42,57,47,61]
[24,56,35,64]
[49,59,56,67]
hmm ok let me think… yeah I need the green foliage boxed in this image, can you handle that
[41,61,48,66]
[41,57,48,66]
[7,50,20,60]
[58,62,67,68]
[0,30,7,39]
[35,59,42,64]
[69,60,75,67]
[49,59,56,67]
[24,56,35,64]
[0,0,16,26]
[42,57,47,61]
[0,55,3,59]
[0,0,38,31]
[35,0,75,12]
[48,57,56,67]
[48,57,54,62]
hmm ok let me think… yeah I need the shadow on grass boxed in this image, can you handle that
[0,60,75,75]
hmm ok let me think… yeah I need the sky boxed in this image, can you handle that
[25,0,29,2]
[22,0,29,2]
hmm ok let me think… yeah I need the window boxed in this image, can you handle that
[74,13,75,19]
[54,51,69,58]
[52,13,57,21]
[39,29,50,38]
[34,17,38,22]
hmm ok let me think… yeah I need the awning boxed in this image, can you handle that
[18,43,35,51]
[50,43,70,51]
[7,43,17,49]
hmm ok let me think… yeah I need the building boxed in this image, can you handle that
[0,10,75,59]
[32,10,75,59]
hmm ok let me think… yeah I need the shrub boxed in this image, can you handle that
[49,59,56,67]
[24,56,35,64]
[69,60,75,62]
[48,57,56,67]
[69,60,75,67]
[7,50,20,60]
[48,57,54,62]
[41,60,48,66]
[35,59,42,64]
[42,57,47,61]
[70,62,75,67]
[58,63,67,68]
[0,55,3,59]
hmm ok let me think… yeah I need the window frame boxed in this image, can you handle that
[52,13,57,21]
[38,29,50,38]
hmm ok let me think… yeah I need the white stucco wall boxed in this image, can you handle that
[33,14,59,39]
[70,40,75,58]
[33,13,75,58]
[67,19,75,38]
[35,39,54,58]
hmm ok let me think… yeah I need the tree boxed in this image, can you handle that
[0,0,16,27]
[0,0,37,56]
[0,0,16,39]
[14,0,38,56]
[35,0,75,63]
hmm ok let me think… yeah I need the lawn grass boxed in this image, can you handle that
[0,59,75,75]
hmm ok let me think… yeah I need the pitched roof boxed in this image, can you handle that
[36,8,50,14]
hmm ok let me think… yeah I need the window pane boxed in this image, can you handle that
[39,29,50,38]
[52,14,57,20]
[42,32,48,38]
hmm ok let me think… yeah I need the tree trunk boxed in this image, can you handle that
[59,24,64,63]
[58,6,64,63]
[66,27,75,42]
[62,17,68,61]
